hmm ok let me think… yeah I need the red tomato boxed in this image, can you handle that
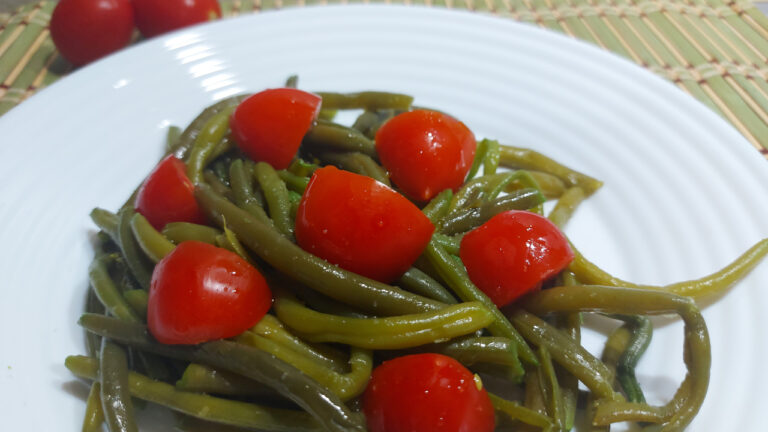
[132,0,221,38]
[49,0,134,66]
[135,155,206,230]
[363,353,495,432]
[148,241,272,345]
[375,110,476,202]
[460,210,574,307]
[295,166,434,283]
[230,88,322,170]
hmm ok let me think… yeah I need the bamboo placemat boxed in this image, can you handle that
[3,0,768,157]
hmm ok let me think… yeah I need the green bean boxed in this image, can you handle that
[499,145,603,195]
[303,120,377,158]
[165,125,182,153]
[89,255,141,323]
[521,285,710,430]
[186,108,234,185]
[253,162,294,239]
[465,139,489,181]
[91,208,119,242]
[569,238,768,301]
[439,188,545,235]
[286,281,372,319]
[397,267,458,304]
[237,331,373,400]
[173,95,248,160]
[65,355,323,432]
[85,289,105,358]
[528,171,567,199]
[122,290,148,320]
[509,308,621,402]
[202,170,233,200]
[229,159,271,223]
[432,233,461,255]
[100,341,137,432]
[176,363,278,397]
[351,111,380,136]
[195,185,444,315]
[116,209,153,290]
[315,91,413,111]
[78,314,365,432]
[483,139,501,176]
[129,213,175,262]
[490,393,556,432]
[421,189,453,223]
[422,240,535,369]
[162,222,222,245]
[275,295,493,349]
[288,158,320,178]
[524,368,547,414]
[284,75,299,88]
[554,311,580,430]
[252,314,347,373]
[537,346,565,430]
[82,381,105,432]
[277,170,310,194]
[607,315,653,403]
[317,151,391,186]
[446,174,495,214]
[216,225,256,265]
[548,187,586,229]
[438,336,519,367]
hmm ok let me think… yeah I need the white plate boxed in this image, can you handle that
[1,5,766,430]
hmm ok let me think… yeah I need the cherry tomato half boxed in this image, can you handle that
[148,241,272,345]
[295,166,434,283]
[135,155,206,230]
[230,88,322,170]
[363,353,495,432]
[460,210,574,307]
[375,110,476,202]
[50,0,135,66]
[132,0,221,38]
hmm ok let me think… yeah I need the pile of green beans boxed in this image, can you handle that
[68,84,767,432]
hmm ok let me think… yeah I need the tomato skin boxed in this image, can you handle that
[230,88,322,170]
[375,110,476,202]
[295,166,434,283]
[132,0,221,38]
[49,0,135,66]
[460,210,574,307]
[135,155,206,230]
[148,241,272,345]
[363,353,495,432]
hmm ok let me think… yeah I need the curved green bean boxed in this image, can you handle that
[186,107,234,185]
[82,382,105,432]
[465,139,489,181]
[316,151,390,186]
[65,355,323,432]
[162,222,222,245]
[116,209,153,290]
[100,340,137,432]
[90,208,119,242]
[89,255,141,323]
[499,145,603,195]
[78,314,365,432]
[275,295,494,349]
[277,170,310,194]
[173,95,247,160]
[195,185,444,315]
[421,189,453,223]
[253,161,295,239]
[129,213,175,262]
[437,336,519,367]
[303,120,377,158]
[569,238,768,301]
[439,188,545,235]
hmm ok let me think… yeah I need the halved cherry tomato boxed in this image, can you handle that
[132,0,221,38]
[135,155,206,230]
[49,0,135,66]
[363,353,495,432]
[148,241,272,345]
[460,210,574,307]
[295,166,434,283]
[375,110,476,202]
[230,88,322,170]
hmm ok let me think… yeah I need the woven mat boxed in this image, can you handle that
[3,0,768,157]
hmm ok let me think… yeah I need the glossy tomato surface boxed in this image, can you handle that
[132,0,221,38]
[375,110,476,202]
[295,166,434,283]
[134,155,206,230]
[148,241,272,345]
[230,88,322,170]
[50,0,134,66]
[460,210,574,307]
[363,353,495,432]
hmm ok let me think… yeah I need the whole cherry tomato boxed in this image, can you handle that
[230,88,322,170]
[135,155,206,230]
[132,0,221,38]
[49,0,135,66]
[363,353,495,432]
[375,110,476,202]
[295,166,434,283]
[148,241,272,345]
[460,210,574,307]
